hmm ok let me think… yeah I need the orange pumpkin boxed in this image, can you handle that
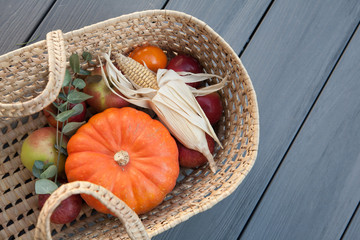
[65,107,179,215]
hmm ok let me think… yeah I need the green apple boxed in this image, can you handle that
[20,127,68,175]
[83,66,129,113]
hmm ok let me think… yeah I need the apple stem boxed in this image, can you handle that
[114,150,129,166]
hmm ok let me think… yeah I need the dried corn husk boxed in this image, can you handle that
[99,52,227,172]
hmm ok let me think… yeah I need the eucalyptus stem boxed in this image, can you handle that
[55,107,61,184]
[55,108,59,148]
[55,89,70,184]
[55,131,65,184]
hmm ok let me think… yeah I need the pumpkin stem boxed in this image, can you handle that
[114,150,129,166]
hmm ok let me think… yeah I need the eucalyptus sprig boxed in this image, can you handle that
[54,52,93,134]
[35,52,94,194]
[33,161,59,194]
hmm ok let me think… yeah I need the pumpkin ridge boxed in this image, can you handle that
[81,170,120,213]
[66,151,113,168]
[113,170,137,211]
[83,120,118,154]
[127,166,164,213]
[103,108,151,153]
[127,122,174,159]
[67,131,113,155]
[129,155,174,170]
[66,152,115,180]
[122,112,154,147]
[131,164,159,188]
[103,108,125,148]
[127,123,147,147]
[129,160,174,196]
[70,130,112,155]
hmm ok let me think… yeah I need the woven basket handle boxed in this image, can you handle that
[0,30,66,118]
[34,181,150,240]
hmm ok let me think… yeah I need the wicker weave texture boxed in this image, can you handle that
[0,10,259,239]
[0,31,66,118]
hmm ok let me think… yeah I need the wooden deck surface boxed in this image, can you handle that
[1,0,360,239]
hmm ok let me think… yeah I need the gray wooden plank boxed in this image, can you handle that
[0,0,54,55]
[240,24,360,240]
[28,0,167,43]
[165,0,272,53]
[155,0,360,239]
[343,203,360,239]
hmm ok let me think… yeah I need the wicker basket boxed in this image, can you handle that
[0,10,259,239]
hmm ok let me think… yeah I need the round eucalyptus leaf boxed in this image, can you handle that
[35,179,58,194]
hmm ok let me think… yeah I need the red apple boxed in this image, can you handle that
[43,101,87,130]
[177,134,215,168]
[196,92,223,125]
[167,54,203,88]
[20,127,68,175]
[83,66,129,113]
[38,193,82,224]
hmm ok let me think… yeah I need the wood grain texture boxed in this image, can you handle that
[29,0,167,43]
[0,0,54,55]
[165,0,272,53]
[240,24,360,240]
[155,0,360,239]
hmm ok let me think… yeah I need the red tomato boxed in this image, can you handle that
[129,45,167,72]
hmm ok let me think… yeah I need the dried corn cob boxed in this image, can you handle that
[115,53,159,90]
